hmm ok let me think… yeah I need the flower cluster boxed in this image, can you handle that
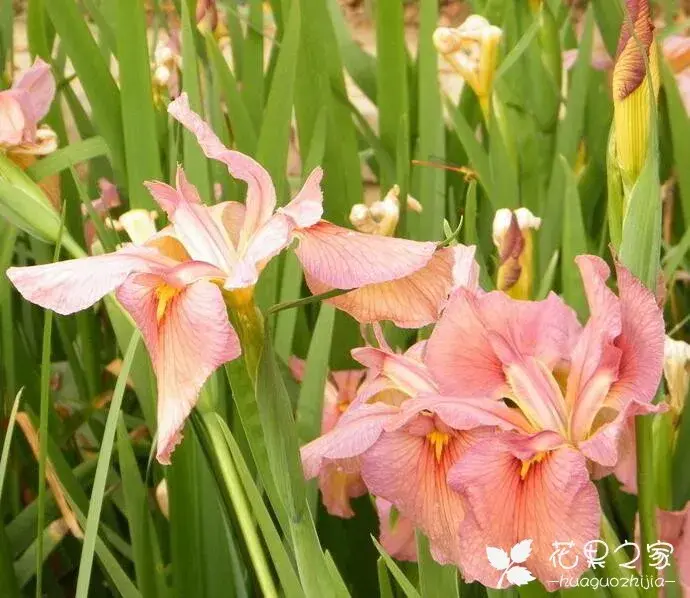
[301,253,669,588]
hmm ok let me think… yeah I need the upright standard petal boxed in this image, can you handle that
[448,437,600,589]
[426,289,579,398]
[279,167,324,229]
[167,93,276,242]
[117,275,240,463]
[145,167,235,271]
[6,246,170,315]
[12,58,55,124]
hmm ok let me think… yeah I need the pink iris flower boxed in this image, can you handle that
[0,58,55,154]
[289,357,367,518]
[422,255,664,588]
[301,294,501,565]
[655,505,690,594]
[7,92,475,464]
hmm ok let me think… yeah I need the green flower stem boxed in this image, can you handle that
[193,411,278,598]
[635,413,659,597]
[600,515,640,598]
[225,291,265,385]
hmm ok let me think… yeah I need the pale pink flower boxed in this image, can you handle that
[423,255,665,588]
[167,93,478,328]
[376,497,417,562]
[289,357,366,518]
[0,58,56,155]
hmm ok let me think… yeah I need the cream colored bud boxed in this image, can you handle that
[156,480,170,519]
[492,207,540,247]
[153,65,172,88]
[118,209,158,245]
[664,336,690,419]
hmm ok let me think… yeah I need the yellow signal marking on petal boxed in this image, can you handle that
[427,430,450,462]
[155,284,180,323]
[520,452,546,480]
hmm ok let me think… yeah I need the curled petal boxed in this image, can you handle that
[318,459,367,519]
[279,167,324,229]
[167,93,276,240]
[145,167,236,271]
[6,246,170,316]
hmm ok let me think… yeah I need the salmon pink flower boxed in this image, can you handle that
[168,93,478,327]
[655,505,690,594]
[423,255,665,588]
[0,58,56,155]
[289,357,366,518]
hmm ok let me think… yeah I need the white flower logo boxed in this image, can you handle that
[487,539,536,588]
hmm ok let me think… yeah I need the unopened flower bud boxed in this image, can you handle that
[117,209,158,245]
[349,185,421,237]
[612,0,659,192]
[493,207,541,300]
[663,336,690,422]
[434,15,502,120]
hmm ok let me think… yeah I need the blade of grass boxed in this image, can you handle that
[116,0,161,209]
[75,333,140,598]
[560,156,588,319]
[116,416,167,598]
[241,0,265,131]
[0,389,23,500]
[26,137,110,180]
[416,532,458,598]
[35,210,65,598]
[376,0,408,192]
[43,0,127,182]
[180,0,211,202]
[372,537,421,598]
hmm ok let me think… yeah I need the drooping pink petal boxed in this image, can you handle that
[6,246,172,316]
[12,58,55,124]
[298,231,470,327]
[167,93,276,242]
[426,289,580,398]
[295,221,436,288]
[376,498,418,562]
[117,276,240,463]
[145,167,236,271]
[318,459,367,518]
[300,403,398,479]
[89,179,121,213]
[279,167,324,229]
[361,425,484,564]
[0,94,25,147]
[448,438,600,589]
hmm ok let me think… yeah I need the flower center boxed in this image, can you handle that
[519,452,546,480]
[426,430,450,462]
[155,284,180,323]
